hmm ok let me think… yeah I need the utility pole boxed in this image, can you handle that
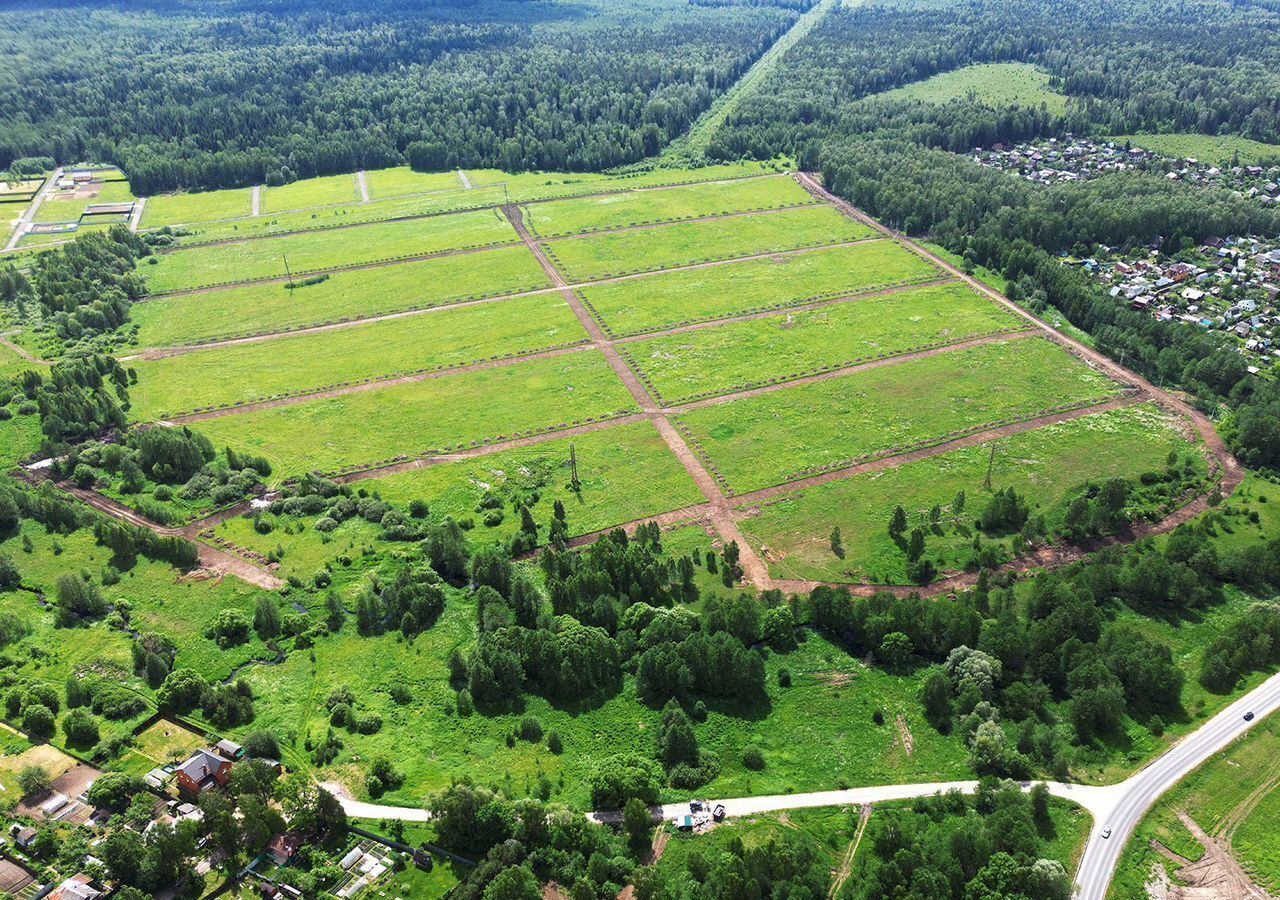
[283,254,295,292]
[569,443,580,493]
[983,444,997,491]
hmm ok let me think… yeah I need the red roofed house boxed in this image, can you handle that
[176,748,234,797]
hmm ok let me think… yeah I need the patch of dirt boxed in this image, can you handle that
[896,714,915,756]
[1148,812,1272,900]
[815,671,857,687]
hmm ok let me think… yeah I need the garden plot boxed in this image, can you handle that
[543,205,871,282]
[521,174,815,238]
[364,167,465,199]
[144,208,518,292]
[676,336,1121,495]
[736,403,1201,584]
[141,187,254,228]
[578,240,940,336]
[262,173,360,212]
[357,421,705,547]
[193,351,639,478]
[129,293,589,418]
[130,244,551,348]
[623,280,1025,404]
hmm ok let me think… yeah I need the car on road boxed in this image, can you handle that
[713,804,726,822]
[689,800,702,813]
[1101,827,1112,839]
[1244,711,1255,721]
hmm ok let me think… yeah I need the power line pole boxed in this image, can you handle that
[283,254,295,292]
[569,443,580,493]
[983,444,997,492]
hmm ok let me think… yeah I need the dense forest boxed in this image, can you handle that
[710,0,1280,162]
[0,0,806,192]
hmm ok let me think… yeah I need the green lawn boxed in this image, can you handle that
[736,403,1201,583]
[34,180,136,223]
[522,175,815,238]
[679,336,1119,494]
[141,188,253,227]
[0,408,44,468]
[579,240,940,337]
[654,806,849,881]
[357,420,705,546]
[0,340,45,380]
[192,350,639,478]
[873,62,1069,114]
[145,208,518,292]
[624,281,1024,405]
[129,292,589,417]
[1108,133,1280,166]
[113,719,209,777]
[365,167,465,199]
[239,610,969,809]
[129,244,550,347]
[543,205,872,282]
[464,161,784,199]
[263,174,360,212]
[1110,714,1280,899]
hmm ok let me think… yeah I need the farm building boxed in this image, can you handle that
[45,874,101,900]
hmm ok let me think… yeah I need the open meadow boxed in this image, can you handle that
[871,61,1069,113]
[143,208,518,292]
[129,244,550,347]
[579,239,941,335]
[141,187,253,227]
[541,204,871,281]
[128,292,589,418]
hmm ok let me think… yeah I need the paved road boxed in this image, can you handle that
[324,672,1280,899]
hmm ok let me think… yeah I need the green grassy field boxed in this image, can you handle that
[141,188,253,227]
[0,340,44,380]
[357,420,705,545]
[1108,133,1280,166]
[129,244,550,347]
[736,403,1198,584]
[0,408,44,468]
[654,806,849,881]
[192,351,639,478]
[144,208,518,292]
[1110,714,1280,899]
[464,161,782,197]
[263,174,360,212]
[129,293,589,417]
[873,62,1069,114]
[543,205,872,281]
[34,180,136,223]
[113,719,209,777]
[239,609,969,808]
[623,281,1025,404]
[579,240,940,336]
[364,167,465,199]
[678,336,1119,494]
[522,175,815,238]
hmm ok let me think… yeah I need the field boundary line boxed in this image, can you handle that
[158,342,596,423]
[532,201,821,241]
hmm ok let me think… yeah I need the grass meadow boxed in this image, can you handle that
[192,350,639,478]
[678,336,1119,494]
[543,205,872,281]
[357,420,705,544]
[1110,714,1280,898]
[579,240,940,336]
[237,602,970,808]
[364,167,465,198]
[522,174,815,238]
[141,188,253,227]
[144,208,518,292]
[263,174,361,212]
[129,244,550,347]
[874,62,1069,113]
[735,403,1200,584]
[1109,133,1280,166]
[129,293,589,417]
[624,281,1025,404]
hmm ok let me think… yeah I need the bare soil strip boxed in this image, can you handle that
[250,185,262,217]
[1155,812,1273,900]
[457,169,473,190]
[829,806,873,900]
[0,331,47,365]
[355,170,370,204]
[129,197,147,232]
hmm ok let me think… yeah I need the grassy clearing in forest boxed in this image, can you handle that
[129,292,588,418]
[678,336,1119,494]
[579,240,940,337]
[624,281,1024,405]
[262,174,360,212]
[364,168,465,199]
[141,188,253,227]
[736,403,1202,584]
[522,174,815,237]
[144,208,518,292]
[192,351,639,478]
[543,205,871,281]
[874,62,1069,113]
[1110,714,1280,899]
[357,420,705,546]
[1108,133,1280,166]
[129,244,550,347]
